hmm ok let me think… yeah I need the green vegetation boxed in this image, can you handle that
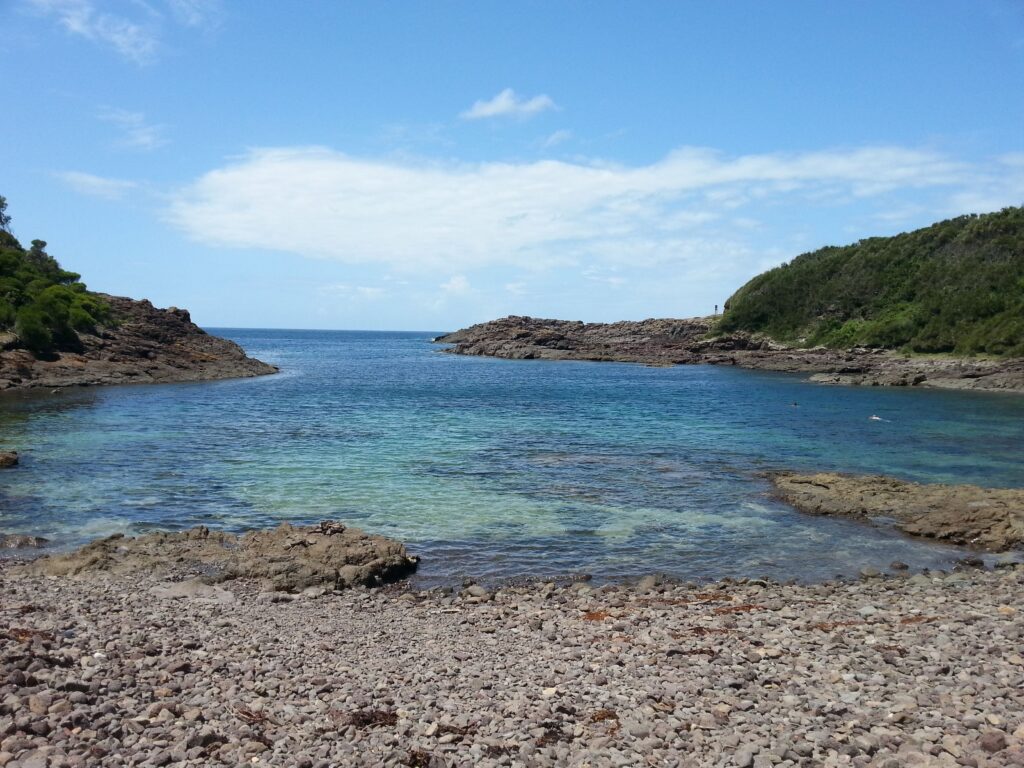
[0,195,110,355]
[719,206,1024,357]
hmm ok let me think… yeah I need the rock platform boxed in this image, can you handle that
[435,316,1024,393]
[30,521,419,593]
[770,472,1024,552]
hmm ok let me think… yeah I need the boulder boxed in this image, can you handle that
[0,451,18,468]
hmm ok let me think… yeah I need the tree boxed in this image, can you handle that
[0,195,110,354]
[0,195,11,234]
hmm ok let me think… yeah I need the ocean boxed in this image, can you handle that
[2,329,1022,585]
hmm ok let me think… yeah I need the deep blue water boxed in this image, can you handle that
[1,329,1022,585]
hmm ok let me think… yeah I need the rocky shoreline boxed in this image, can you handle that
[0,295,277,393]
[2,554,1023,768]
[435,316,1024,393]
[769,473,1024,553]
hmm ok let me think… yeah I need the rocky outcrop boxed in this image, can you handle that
[436,316,1024,392]
[0,451,17,468]
[770,472,1024,551]
[435,316,716,365]
[31,521,419,592]
[0,294,277,392]
[0,533,48,549]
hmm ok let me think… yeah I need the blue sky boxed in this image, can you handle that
[3,1,1023,330]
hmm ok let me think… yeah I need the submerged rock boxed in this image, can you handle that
[0,451,18,468]
[0,533,48,549]
[32,520,419,591]
[770,471,1024,552]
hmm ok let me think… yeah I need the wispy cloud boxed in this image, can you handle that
[26,0,221,63]
[166,0,222,28]
[28,0,158,62]
[99,108,167,150]
[944,153,1024,216]
[167,144,1002,278]
[583,268,626,287]
[504,282,527,295]
[319,283,385,300]
[461,88,557,120]
[56,171,139,200]
[440,275,471,295]
[541,129,573,149]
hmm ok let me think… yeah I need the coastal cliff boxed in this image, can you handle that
[435,315,1024,392]
[0,294,276,391]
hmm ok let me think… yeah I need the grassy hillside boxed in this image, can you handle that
[0,196,110,354]
[719,206,1024,356]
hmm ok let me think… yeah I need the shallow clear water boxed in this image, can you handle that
[1,329,1022,585]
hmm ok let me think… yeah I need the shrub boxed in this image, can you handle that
[0,196,110,354]
[14,306,52,353]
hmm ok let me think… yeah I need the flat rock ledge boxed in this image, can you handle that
[771,472,1024,552]
[30,521,419,593]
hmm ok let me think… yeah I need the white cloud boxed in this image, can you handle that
[57,171,139,200]
[461,88,557,120]
[166,0,222,28]
[319,283,385,300]
[440,275,471,295]
[583,268,626,287]
[541,129,573,148]
[99,108,167,150]
[28,0,158,63]
[504,282,527,295]
[944,153,1024,215]
[168,144,989,276]
[26,0,221,62]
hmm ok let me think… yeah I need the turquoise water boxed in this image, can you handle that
[1,329,1022,585]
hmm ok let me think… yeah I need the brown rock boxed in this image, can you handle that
[0,294,277,392]
[770,471,1024,552]
[435,316,1024,392]
[0,452,17,468]
[979,731,1007,753]
[31,520,419,592]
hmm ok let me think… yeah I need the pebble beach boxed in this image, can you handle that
[2,562,1023,768]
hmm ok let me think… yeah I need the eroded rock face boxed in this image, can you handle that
[0,294,277,392]
[770,472,1024,551]
[0,451,17,468]
[436,316,1024,392]
[32,521,419,591]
